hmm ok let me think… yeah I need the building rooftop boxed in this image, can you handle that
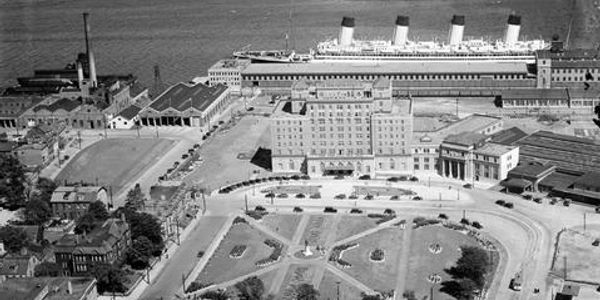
[0,96,44,118]
[242,60,529,75]
[0,277,97,300]
[116,105,141,120]
[32,98,80,113]
[209,59,251,71]
[474,143,516,156]
[508,161,556,178]
[574,171,600,189]
[539,171,580,189]
[443,131,489,147]
[148,82,228,113]
[0,255,35,277]
[537,48,600,60]
[54,218,128,255]
[490,126,528,145]
[501,88,568,100]
[50,186,105,204]
[517,131,600,173]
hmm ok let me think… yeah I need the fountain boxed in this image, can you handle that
[302,239,313,256]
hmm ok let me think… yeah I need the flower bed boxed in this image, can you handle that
[246,210,268,220]
[413,217,441,229]
[369,249,385,262]
[367,213,396,225]
[229,245,247,258]
[233,216,248,225]
[255,239,283,267]
[329,243,359,268]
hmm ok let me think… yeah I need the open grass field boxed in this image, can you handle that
[261,214,302,241]
[55,138,175,196]
[195,222,280,285]
[334,216,379,243]
[339,227,404,292]
[184,115,271,192]
[406,225,482,300]
[318,269,364,300]
[552,226,600,284]
[277,264,319,300]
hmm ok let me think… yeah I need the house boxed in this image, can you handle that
[0,276,98,300]
[0,251,40,278]
[54,217,131,276]
[109,105,141,129]
[50,186,108,220]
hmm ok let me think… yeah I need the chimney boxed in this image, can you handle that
[67,279,73,294]
[449,15,465,45]
[339,16,355,47]
[83,13,97,88]
[504,14,521,44]
[76,60,84,88]
[393,15,409,45]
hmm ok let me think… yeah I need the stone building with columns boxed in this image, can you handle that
[439,131,519,183]
[271,78,413,177]
[138,82,232,131]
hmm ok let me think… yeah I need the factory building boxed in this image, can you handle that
[208,59,250,95]
[138,81,232,130]
[271,78,413,177]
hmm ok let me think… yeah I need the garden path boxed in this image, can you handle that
[394,217,414,297]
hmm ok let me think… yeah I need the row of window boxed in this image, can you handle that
[244,74,496,81]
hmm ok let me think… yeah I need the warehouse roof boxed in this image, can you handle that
[474,143,516,156]
[148,82,228,113]
[443,131,489,147]
[241,60,529,75]
[116,105,141,120]
[491,127,528,145]
[501,88,568,100]
[574,171,600,189]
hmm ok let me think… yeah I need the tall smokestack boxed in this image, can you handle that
[339,17,355,47]
[504,14,521,44]
[83,13,97,88]
[393,15,409,45]
[76,60,84,88]
[449,15,465,45]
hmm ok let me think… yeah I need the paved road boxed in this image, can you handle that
[138,216,228,300]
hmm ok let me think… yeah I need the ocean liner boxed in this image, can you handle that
[233,14,548,63]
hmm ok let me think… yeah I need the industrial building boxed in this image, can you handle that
[271,78,413,177]
[208,59,250,95]
[138,81,232,130]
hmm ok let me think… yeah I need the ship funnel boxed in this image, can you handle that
[504,14,521,44]
[339,16,355,46]
[448,15,465,45]
[393,15,409,45]
[83,13,97,88]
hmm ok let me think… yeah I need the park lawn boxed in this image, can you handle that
[301,215,338,247]
[55,138,174,196]
[264,185,322,196]
[552,227,600,283]
[334,216,379,242]
[318,269,363,300]
[354,185,416,197]
[338,227,404,292]
[277,264,319,300]
[195,222,281,285]
[261,214,302,241]
[406,225,481,300]
[183,115,271,192]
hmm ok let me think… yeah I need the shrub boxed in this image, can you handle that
[460,218,471,225]
[329,243,358,268]
[256,239,283,266]
[390,195,399,200]
[504,202,514,209]
[472,221,483,229]
[255,206,266,212]
[370,249,385,262]
[233,216,247,225]
[246,210,268,220]
[186,281,212,293]
[592,239,600,247]
[384,208,395,216]
[413,217,441,228]
[495,200,505,206]
[438,213,448,220]
[229,245,247,258]
[300,174,310,180]
[387,177,399,182]
[412,196,423,201]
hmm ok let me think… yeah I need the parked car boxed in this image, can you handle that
[276,193,288,198]
[409,176,419,182]
[412,196,423,201]
[197,251,205,258]
[563,199,571,207]
[495,200,506,206]
[596,206,600,213]
[334,175,344,180]
[181,154,189,159]
[247,107,255,111]
[358,174,371,180]
[533,197,542,204]
[193,143,200,148]
[334,194,346,200]
[504,202,514,209]
[255,206,266,212]
[293,207,303,213]
[463,183,473,189]
[522,194,533,200]
[383,208,395,216]
[349,208,363,214]
[324,207,337,213]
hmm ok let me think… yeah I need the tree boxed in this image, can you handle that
[361,294,383,300]
[200,290,230,300]
[127,211,164,255]
[295,283,319,300]
[124,183,145,212]
[34,262,62,276]
[36,177,57,203]
[235,276,265,300]
[0,226,29,253]
[0,154,27,208]
[126,236,154,270]
[74,213,97,234]
[87,201,109,221]
[23,196,52,225]
[91,263,127,294]
[441,246,491,299]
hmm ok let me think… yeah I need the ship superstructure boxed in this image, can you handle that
[234,14,549,63]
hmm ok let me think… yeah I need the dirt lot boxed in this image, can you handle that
[55,138,175,197]
[552,226,600,284]
[183,115,271,192]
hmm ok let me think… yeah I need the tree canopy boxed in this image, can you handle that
[0,154,27,208]
[36,177,57,203]
[0,226,29,253]
[92,263,127,294]
[126,236,154,270]
[295,283,319,300]
[23,196,52,225]
[127,211,164,255]
[441,246,491,300]
[34,261,62,277]
[124,183,146,211]
[87,200,109,221]
[74,201,110,234]
[234,276,265,300]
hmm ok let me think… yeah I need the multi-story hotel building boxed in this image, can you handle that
[271,78,413,177]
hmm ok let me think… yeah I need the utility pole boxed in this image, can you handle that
[563,256,568,280]
[181,273,186,294]
[455,98,459,117]
[245,194,248,212]
[462,210,466,220]
[109,185,113,210]
[583,212,587,232]
[77,130,82,149]
[336,281,341,300]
